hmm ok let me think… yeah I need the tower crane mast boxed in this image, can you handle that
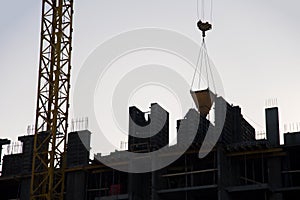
[30,0,74,199]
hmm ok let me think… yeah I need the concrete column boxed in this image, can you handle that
[265,107,280,146]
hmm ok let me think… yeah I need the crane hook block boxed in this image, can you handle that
[197,20,212,38]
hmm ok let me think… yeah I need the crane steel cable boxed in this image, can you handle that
[191,40,216,93]
[202,0,205,20]
[190,39,204,89]
[203,41,216,92]
[191,0,216,94]
[210,0,213,23]
[196,0,213,21]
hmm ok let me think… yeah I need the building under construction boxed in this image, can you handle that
[0,97,300,200]
[1,1,299,199]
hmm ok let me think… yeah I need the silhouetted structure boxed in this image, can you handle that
[0,101,300,200]
[128,103,169,152]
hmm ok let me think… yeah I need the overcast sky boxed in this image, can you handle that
[1,0,300,153]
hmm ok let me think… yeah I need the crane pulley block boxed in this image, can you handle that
[197,20,212,38]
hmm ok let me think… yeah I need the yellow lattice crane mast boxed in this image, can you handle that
[30,0,74,199]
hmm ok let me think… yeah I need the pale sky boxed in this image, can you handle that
[1,0,300,154]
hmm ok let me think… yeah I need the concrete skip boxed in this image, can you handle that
[190,88,216,117]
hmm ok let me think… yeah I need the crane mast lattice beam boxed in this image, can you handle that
[30,0,74,199]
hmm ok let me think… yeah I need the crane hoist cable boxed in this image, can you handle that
[190,0,216,117]
[197,0,213,22]
[192,0,215,91]
[190,39,216,93]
